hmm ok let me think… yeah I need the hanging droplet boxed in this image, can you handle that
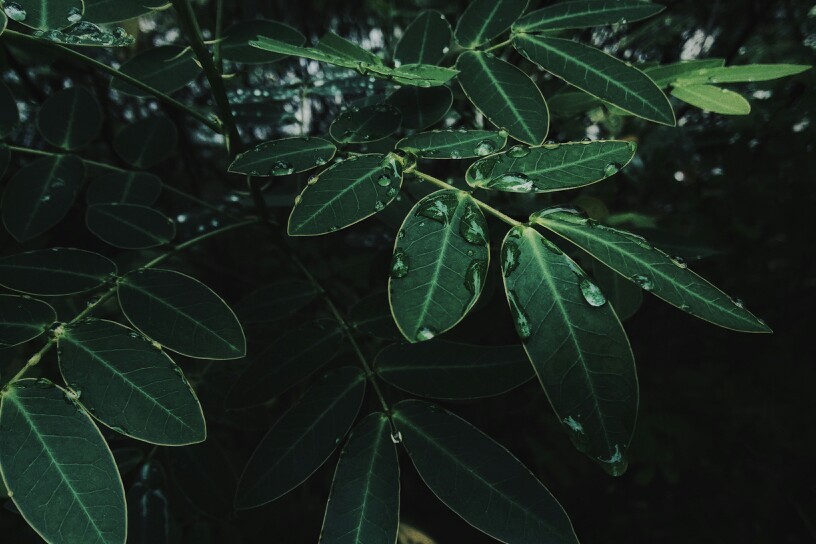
[4,2,27,21]
[66,6,82,23]
[416,327,436,341]
[671,256,688,269]
[579,276,607,307]
[474,139,497,156]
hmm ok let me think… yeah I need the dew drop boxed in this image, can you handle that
[474,139,497,156]
[486,172,533,193]
[579,277,607,307]
[376,174,391,187]
[4,2,27,21]
[507,145,531,158]
[270,160,294,176]
[563,416,584,434]
[506,290,532,341]
[416,327,436,341]
[66,6,82,23]
[390,249,410,278]
[449,149,462,159]
[502,240,521,276]
[390,431,403,444]
[498,128,509,138]
[630,274,654,291]
[671,256,688,269]
[374,200,384,211]
[603,162,622,176]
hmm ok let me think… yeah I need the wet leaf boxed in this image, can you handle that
[386,86,452,130]
[229,137,337,176]
[329,103,402,144]
[396,129,508,159]
[316,31,383,66]
[455,0,529,49]
[673,63,811,85]
[671,84,751,115]
[113,115,177,169]
[395,9,452,65]
[0,248,117,296]
[111,46,201,96]
[222,19,305,64]
[86,203,175,249]
[513,0,665,32]
[85,171,162,206]
[3,0,83,30]
[0,294,56,347]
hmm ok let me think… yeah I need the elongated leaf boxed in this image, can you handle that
[58,319,206,445]
[389,190,489,342]
[465,140,636,193]
[86,171,162,205]
[229,137,337,176]
[673,63,810,85]
[376,340,534,399]
[0,294,56,347]
[222,19,305,64]
[234,280,318,324]
[167,438,236,518]
[671,84,750,114]
[386,86,452,130]
[455,0,529,48]
[1,154,84,242]
[397,129,508,159]
[316,31,383,66]
[288,153,404,236]
[0,379,126,544]
[86,204,175,249]
[0,248,117,296]
[593,260,642,320]
[456,51,549,145]
[4,0,83,30]
[395,10,452,65]
[235,367,366,509]
[111,46,201,96]
[513,34,675,125]
[0,81,18,138]
[393,400,578,543]
[644,58,725,87]
[113,115,177,169]
[349,292,402,340]
[83,0,154,23]
[227,320,344,409]
[530,207,771,332]
[501,225,638,475]
[117,268,246,359]
[320,413,399,544]
[513,0,664,32]
[36,86,102,150]
[127,461,169,544]
[330,104,402,144]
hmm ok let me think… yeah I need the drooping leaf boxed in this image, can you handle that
[167,438,236,518]
[1,153,84,242]
[672,63,811,85]
[386,86,452,130]
[127,460,169,544]
[0,248,117,296]
[644,58,725,87]
[670,84,751,115]
[393,400,578,543]
[454,0,529,49]
[320,413,399,544]
[513,0,665,33]
[235,367,366,509]
[36,86,102,150]
[456,51,549,145]
[396,129,508,159]
[0,81,18,138]
[228,137,337,176]
[329,103,402,144]
[226,320,344,409]
[500,225,638,475]
[288,153,404,236]
[0,379,126,544]
[233,280,319,324]
[376,340,534,399]
[465,140,637,193]
[117,268,246,360]
[349,292,402,340]
[316,31,383,66]
[395,10,452,65]
[3,0,83,30]
[86,204,175,249]
[389,190,489,342]
[0,294,56,347]
[113,115,177,169]
[86,171,162,206]
[513,34,675,125]
[58,319,206,445]
[83,0,154,24]
[221,19,305,64]
[530,207,771,332]
[111,46,201,96]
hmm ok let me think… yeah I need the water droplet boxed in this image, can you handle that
[449,149,462,159]
[464,259,487,297]
[733,298,745,309]
[671,256,687,269]
[532,206,594,226]
[603,162,622,176]
[630,274,654,291]
[506,289,531,341]
[270,160,294,176]
[315,157,327,166]
[579,277,607,307]
[4,2,27,21]
[459,202,488,245]
[416,327,436,341]
[40,194,52,203]
[598,444,628,477]
[474,139,497,156]
[416,192,457,224]
[67,6,82,23]
[377,174,391,187]
[306,174,318,185]
[390,431,403,444]
[498,129,509,138]
[390,249,409,278]
[374,200,384,211]
[502,239,521,276]
[507,145,531,158]
[542,141,561,150]
[484,172,533,193]
[386,187,398,198]
[294,194,303,205]
[563,416,584,434]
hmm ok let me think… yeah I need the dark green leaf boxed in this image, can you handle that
[83,0,154,23]
[501,225,638,475]
[329,104,402,144]
[592,260,642,321]
[456,51,549,145]
[117,268,246,360]
[86,203,175,249]
[86,171,162,206]
[393,400,578,543]
[29,21,135,47]
[167,438,236,518]
[228,136,337,176]
[0,294,56,347]
[111,46,201,96]
[127,460,168,544]
[113,115,177,169]
[233,280,319,324]
[673,63,811,85]
[349,292,402,340]
[644,58,725,87]
[222,19,305,64]
[235,367,366,509]
[316,31,383,66]
[396,129,508,159]
[0,379,126,544]
[0,248,117,296]
[545,90,603,116]
[386,86,452,130]
[670,84,751,115]
[0,81,18,138]
[455,0,529,49]
[395,10,452,65]
[36,87,102,150]
[513,0,665,32]
[3,0,83,30]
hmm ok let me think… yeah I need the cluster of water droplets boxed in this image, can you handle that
[3,2,26,21]
[33,21,134,47]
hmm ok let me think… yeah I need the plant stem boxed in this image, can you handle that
[1,30,221,133]
[213,0,225,73]
[484,38,513,53]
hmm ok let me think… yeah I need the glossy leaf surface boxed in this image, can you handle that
[86,171,162,206]
[233,280,318,324]
[222,19,305,64]
[111,46,201,96]
[329,104,402,144]
[36,86,102,150]
[229,137,337,176]
[395,9,452,65]
[4,0,83,30]
[397,129,508,159]
[644,58,725,87]
[0,294,56,347]
[671,84,751,115]
[0,248,117,296]
[513,0,664,32]
[316,31,383,66]
[86,204,175,249]
[454,0,529,48]
[386,86,452,130]
[113,115,177,169]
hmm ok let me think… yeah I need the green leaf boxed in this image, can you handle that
[3,0,83,30]
[530,207,771,332]
[221,19,305,64]
[644,58,725,87]
[320,413,399,544]
[671,84,751,115]
[226,320,344,409]
[0,8,7,37]
[1,154,84,242]
[113,115,177,169]
[167,438,236,518]
[376,340,534,399]
[592,260,642,321]
[393,400,578,543]
[228,136,337,176]
[83,0,154,24]
[389,190,489,342]
[329,104,402,144]
[288,153,404,236]
[36,87,102,150]
[673,63,811,85]
[465,139,637,193]
[513,34,675,125]
[0,379,126,544]
[456,51,549,145]
[0,81,18,138]
[454,0,529,49]
[316,31,383,66]
[349,292,402,340]
[86,204,175,249]
[29,21,135,47]
[386,86,452,130]
[0,294,56,347]
[396,129,508,159]
[126,460,168,544]
[0,248,117,296]
[395,9,452,65]
[500,225,638,475]
[58,319,206,445]
[546,90,603,116]
[235,367,366,509]
[233,280,319,324]
[111,46,201,96]
[117,268,246,360]
[513,0,665,32]
[86,171,162,206]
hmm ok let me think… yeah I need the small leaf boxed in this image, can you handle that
[393,400,578,543]
[3,0,83,30]
[456,51,549,145]
[83,0,155,24]
[117,268,246,360]
[58,319,206,445]
[329,103,402,144]
[376,340,534,399]
[349,292,402,340]
[288,153,404,236]
[396,129,508,159]
[167,438,236,518]
[671,84,751,115]
[235,367,366,509]
[113,115,177,169]
[0,248,117,296]
[513,0,665,32]
[644,58,725,87]
[228,136,337,176]
[386,86,452,130]
[233,280,319,324]
[1,154,84,242]
[673,63,811,85]
[221,19,305,64]
[111,46,201,96]
[316,31,383,66]
[389,190,490,342]
[0,81,18,138]
[0,379,126,544]
[86,171,162,206]
[127,460,169,544]
[36,87,102,150]
[0,294,56,347]
[465,140,637,193]
[395,10,452,65]
[455,0,529,48]
[86,204,175,249]
[320,413,399,544]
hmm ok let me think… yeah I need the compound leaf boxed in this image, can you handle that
[395,10,452,65]
[0,248,117,296]
[111,46,201,96]
[396,129,508,159]
[329,104,402,144]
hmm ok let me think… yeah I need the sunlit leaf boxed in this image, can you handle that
[349,292,402,340]
[673,63,811,85]
[86,203,175,249]
[316,31,383,66]
[221,19,305,64]
[3,0,83,30]
[329,103,402,144]
[233,279,319,324]
[36,87,101,150]
[0,294,56,347]
[396,129,508,159]
[229,136,337,176]
[86,171,162,205]
[670,84,751,114]
[395,9,452,65]
[454,0,529,49]
[0,248,117,296]
[113,115,177,169]
[167,438,236,518]
[386,86,452,130]
[127,460,169,544]
[0,81,18,138]
[83,0,154,24]
[111,46,201,96]
[513,0,665,32]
